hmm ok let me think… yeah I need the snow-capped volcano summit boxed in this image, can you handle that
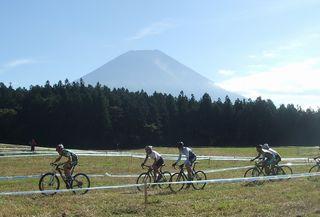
[80,50,243,100]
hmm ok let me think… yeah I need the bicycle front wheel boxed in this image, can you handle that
[136,173,151,191]
[169,173,185,193]
[158,171,171,189]
[192,171,207,190]
[72,173,91,195]
[308,165,320,182]
[251,167,265,185]
[244,168,254,178]
[280,166,293,175]
[39,173,60,196]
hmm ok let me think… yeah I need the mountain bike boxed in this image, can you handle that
[169,162,207,193]
[136,164,171,191]
[39,162,90,195]
[308,158,320,181]
[244,160,287,184]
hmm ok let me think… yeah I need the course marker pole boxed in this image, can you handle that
[144,180,148,207]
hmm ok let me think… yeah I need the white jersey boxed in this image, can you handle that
[261,149,276,159]
[176,147,195,163]
[147,150,161,161]
[268,148,280,157]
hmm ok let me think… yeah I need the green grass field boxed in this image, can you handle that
[0,144,319,217]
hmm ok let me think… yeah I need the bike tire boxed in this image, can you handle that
[192,170,207,190]
[280,166,293,175]
[308,165,320,182]
[244,168,255,178]
[169,172,185,193]
[39,172,60,196]
[274,166,286,176]
[158,171,171,189]
[136,172,151,191]
[251,167,265,185]
[72,173,91,195]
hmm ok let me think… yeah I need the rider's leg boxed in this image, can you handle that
[63,163,72,183]
[152,164,159,181]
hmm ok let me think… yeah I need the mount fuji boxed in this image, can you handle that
[80,50,243,100]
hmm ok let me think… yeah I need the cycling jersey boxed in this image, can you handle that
[176,147,196,166]
[261,149,276,165]
[60,149,78,162]
[147,150,162,161]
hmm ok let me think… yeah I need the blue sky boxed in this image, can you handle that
[1,0,320,108]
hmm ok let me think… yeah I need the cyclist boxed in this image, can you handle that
[52,144,78,187]
[172,142,197,182]
[251,144,276,175]
[141,146,164,182]
[263,143,282,165]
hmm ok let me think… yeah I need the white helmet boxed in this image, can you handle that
[144,146,152,151]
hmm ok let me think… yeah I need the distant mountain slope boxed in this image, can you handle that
[80,50,243,100]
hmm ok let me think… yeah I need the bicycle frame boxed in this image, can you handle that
[141,164,165,181]
[51,163,76,184]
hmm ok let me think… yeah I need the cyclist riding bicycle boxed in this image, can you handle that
[141,146,164,182]
[262,143,282,165]
[172,142,197,181]
[52,144,78,187]
[251,144,276,174]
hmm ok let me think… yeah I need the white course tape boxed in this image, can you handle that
[0,150,316,164]
[0,162,315,181]
[0,172,319,196]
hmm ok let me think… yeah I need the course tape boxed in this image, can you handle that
[0,172,319,196]
[0,162,315,181]
[0,151,316,163]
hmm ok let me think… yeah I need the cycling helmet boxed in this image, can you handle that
[144,146,152,151]
[56,144,64,151]
[177,141,184,148]
[256,144,263,149]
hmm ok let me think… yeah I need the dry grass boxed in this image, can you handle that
[0,145,319,217]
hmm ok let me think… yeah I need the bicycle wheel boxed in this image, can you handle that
[308,165,320,182]
[169,173,185,193]
[192,170,207,190]
[274,166,285,175]
[244,168,255,177]
[251,167,265,185]
[136,172,151,191]
[158,171,171,189]
[39,173,60,195]
[280,166,293,175]
[72,173,90,195]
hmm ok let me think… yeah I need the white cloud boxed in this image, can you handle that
[250,32,319,60]
[217,58,320,109]
[217,69,235,77]
[127,20,176,40]
[4,58,37,68]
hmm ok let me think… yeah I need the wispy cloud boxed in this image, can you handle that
[250,32,319,60]
[217,58,320,108]
[217,69,235,77]
[127,19,176,40]
[3,58,37,68]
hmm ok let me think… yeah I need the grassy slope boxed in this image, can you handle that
[0,145,319,217]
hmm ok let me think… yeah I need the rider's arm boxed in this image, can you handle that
[52,155,62,164]
[251,153,261,161]
[173,152,182,166]
[141,154,148,166]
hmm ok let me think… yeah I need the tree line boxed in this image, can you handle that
[0,80,319,149]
